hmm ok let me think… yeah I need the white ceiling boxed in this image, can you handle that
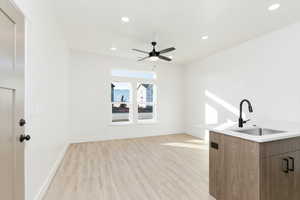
[53,0,300,65]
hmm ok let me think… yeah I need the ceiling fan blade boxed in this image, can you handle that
[158,55,172,61]
[138,56,149,61]
[159,47,176,54]
[132,49,149,54]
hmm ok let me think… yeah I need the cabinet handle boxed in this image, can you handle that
[282,158,289,173]
[210,142,219,150]
[288,157,295,172]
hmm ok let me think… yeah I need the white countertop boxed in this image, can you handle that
[208,123,300,143]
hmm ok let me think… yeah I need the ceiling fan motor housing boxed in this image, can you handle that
[150,41,159,56]
[149,51,159,57]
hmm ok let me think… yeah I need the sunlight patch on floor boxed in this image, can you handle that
[161,142,208,150]
[185,139,203,144]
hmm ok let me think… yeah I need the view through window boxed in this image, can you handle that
[137,83,155,121]
[111,82,131,122]
[111,70,156,124]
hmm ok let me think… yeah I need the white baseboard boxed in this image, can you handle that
[186,132,205,139]
[69,137,107,144]
[34,142,70,200]
[69,131,185,144]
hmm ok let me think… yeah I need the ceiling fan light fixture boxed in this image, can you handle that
[149,56,159,62]
[268,3,280,11]
[202,35,209,40]
[121,16,130,23]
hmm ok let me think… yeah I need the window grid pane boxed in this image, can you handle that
[137,83,155,121]
[111,82,131,123]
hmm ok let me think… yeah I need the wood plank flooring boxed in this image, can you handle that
[44,134,214,200]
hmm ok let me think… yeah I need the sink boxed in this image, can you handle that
[233,128,286,136]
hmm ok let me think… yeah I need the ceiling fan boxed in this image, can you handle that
[133,42,176,62]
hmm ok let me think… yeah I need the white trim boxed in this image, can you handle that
[111,69,157,80]
[10,0,31,21]
[69,131,184,144]
[33,143,70,200]
[69,137,108,144]
[137,119,158,124]
[186,132,206,139]
[109,121,133,126]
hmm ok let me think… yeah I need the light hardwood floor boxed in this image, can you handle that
[44,134,214,200]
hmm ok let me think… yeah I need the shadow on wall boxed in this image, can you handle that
[203,90,246,141]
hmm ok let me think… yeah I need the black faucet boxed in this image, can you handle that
[238,99,253,128]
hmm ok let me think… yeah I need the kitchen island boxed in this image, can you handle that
[209,126,300,200]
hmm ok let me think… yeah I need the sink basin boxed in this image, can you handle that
[233,128,286,136]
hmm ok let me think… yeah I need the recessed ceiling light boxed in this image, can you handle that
[268,3,280,11]
[202,35,209,40]
[110,47,117,51]
[121,16,130,23]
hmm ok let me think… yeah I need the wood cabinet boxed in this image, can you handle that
[209,132,224,199]
[261,142,300,200]
[293,151,300,200]
[261,153,294,200]
[209,131,300,200]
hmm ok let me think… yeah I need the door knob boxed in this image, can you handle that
[20,134,31,142]
[19,118,26,127]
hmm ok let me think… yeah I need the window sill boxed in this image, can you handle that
[110,121,133,126]
[109,120,158,126]
[137,120,158,125]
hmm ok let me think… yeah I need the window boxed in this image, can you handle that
[111,82,132,123]
[111,70,157,124]
[137,83,156,121]
[111,69,156,80]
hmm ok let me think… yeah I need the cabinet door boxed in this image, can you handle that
[292,151,300,200]
[209,132,224,199]
[222,135,260,200]
[261,153,294,200]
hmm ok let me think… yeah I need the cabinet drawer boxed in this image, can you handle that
[260,137,300,158]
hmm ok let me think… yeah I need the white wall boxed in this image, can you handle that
[184,22,300,139]
[12,1,70,200]
[11,0,300,197]
[70,50,184,142]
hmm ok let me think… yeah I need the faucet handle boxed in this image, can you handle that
[238,118,251,128]
[244,119,251,123]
